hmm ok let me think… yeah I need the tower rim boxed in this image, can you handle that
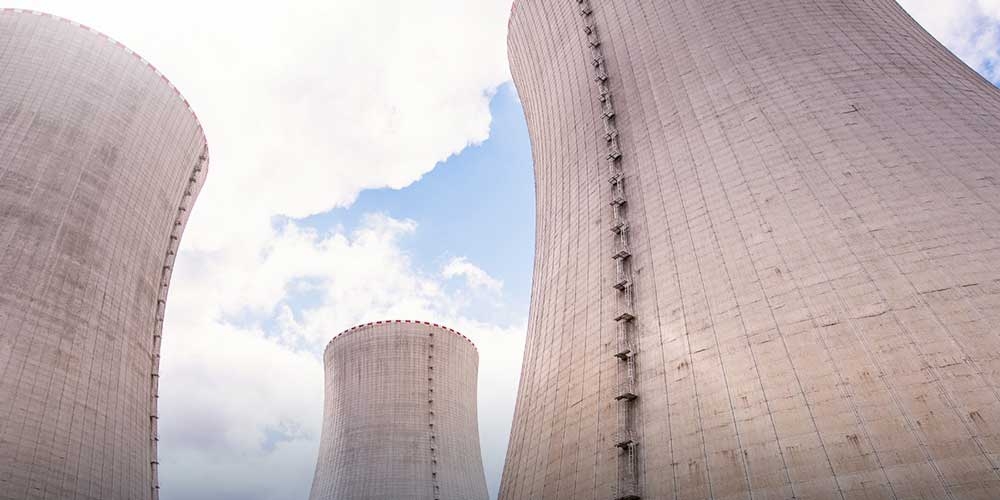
[326,319,478,352]
[0,8,210,162]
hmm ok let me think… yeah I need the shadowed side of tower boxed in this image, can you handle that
[309,320,489,500]
[502,1,1000,499]
[0,10,208,500]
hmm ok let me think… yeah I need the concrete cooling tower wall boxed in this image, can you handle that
[0,10,208,500]
[502,0,1000,499]
[309,320,489,500]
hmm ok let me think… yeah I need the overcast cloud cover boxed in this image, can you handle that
[6,1,1000,499]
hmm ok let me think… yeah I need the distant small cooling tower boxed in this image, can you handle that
[0,10,207,500]
[309,320,489,500]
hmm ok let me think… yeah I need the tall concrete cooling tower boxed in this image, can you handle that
[310,320,489,500]
[502,1,1000,499]
[0,10,207,500]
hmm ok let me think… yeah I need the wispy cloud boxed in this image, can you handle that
[900,0,1000,82]
[443,256,504,294]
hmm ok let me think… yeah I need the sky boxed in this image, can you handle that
[6,1,1000,499]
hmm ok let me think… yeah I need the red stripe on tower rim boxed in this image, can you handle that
[0,8,209,158]
[326,320,478,351]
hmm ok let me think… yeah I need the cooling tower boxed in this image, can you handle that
[0,10,207,500]
[309,320,489,500]
[502,1,1000,499]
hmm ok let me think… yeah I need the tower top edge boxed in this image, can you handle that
[325,320,478,351]
[0,8,210,159]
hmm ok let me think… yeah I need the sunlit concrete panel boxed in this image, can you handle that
[501,1,1000,499]
[0,10,208,500]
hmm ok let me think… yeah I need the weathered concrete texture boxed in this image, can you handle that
[502,1,1000,499]
[310,320,489,500]
[0,10,208,500]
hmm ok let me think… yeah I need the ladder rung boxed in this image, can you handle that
[614,437,635,449]
[613,277,630,290]
[612,248,631,260]
[615,392,638,401]
[614,311,635,322]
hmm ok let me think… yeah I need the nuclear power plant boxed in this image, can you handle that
[309,320,489,500]
[0,10,207,500]
[5,1,1000,499]
[501,1,1000,499]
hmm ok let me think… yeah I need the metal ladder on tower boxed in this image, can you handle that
[577,1,641,499]
[150,148,206,500]
[427,331,441,500]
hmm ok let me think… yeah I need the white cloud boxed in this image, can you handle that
[157,322,323,500]
[901,0,1000,82]
[7,0,513,254]
[160,213,524,499]
[443,256,504,293]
